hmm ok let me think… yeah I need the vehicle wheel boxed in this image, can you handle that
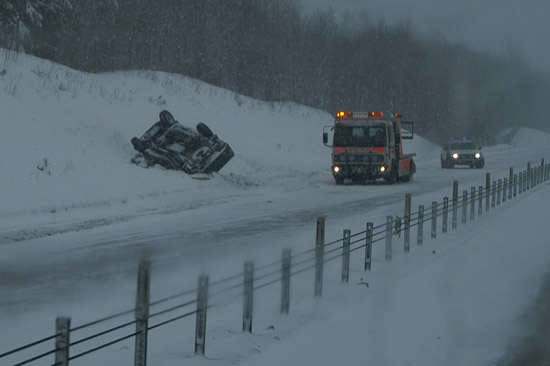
[476,161,485,169]
[191,146,211,162]
[334,177,344,185]
[196,122,214,138]
[160,110,176,125]
[441,159,446,168]
[384,171,396,184]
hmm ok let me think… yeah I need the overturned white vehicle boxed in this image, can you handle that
[131,110,234,174]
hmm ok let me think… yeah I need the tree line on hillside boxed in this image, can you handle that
[2,0,550,145]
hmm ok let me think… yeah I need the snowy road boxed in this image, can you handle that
[0,144,547,320]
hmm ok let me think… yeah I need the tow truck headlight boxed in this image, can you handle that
[333,166,341,173]
[475,152,481,159]
[380,166,386,172]
[452,153,459,159]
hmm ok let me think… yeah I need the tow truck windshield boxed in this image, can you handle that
[333,125,386,147]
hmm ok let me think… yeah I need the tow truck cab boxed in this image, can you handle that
[323,111,416,184]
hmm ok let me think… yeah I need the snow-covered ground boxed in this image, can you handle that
[1,49,550,365]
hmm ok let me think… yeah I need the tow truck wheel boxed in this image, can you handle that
[384,171,396,184]
[334,177,344,185]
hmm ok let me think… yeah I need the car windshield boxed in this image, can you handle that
[333,125,386,147]
[450,142,476,150]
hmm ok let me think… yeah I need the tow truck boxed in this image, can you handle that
[322,111,416,184]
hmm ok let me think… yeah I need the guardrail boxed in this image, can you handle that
[2,159,549,366]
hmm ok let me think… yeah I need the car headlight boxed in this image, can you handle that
[452,153,459,159]
[380,166,386,172]
[475,152,481,159]
[333,166,341,173]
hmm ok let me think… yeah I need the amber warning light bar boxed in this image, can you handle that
[335,111,401,119]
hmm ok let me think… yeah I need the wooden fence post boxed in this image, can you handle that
[314,217,325,297]
[195,275,209,356]
[55,317,70,366]
[513,174,517,197]
[417,205,424,245]
[365,222,373,271]
[385,216,393,261]
[135,260,151,366]
[503,178,508,203]
[342,230,350,283]
[431,201,437,239]
[404,194,411,252]
[243,261,254,333]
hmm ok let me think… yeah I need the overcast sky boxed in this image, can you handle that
[300,0,550,75]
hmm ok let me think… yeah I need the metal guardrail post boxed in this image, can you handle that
[497,179,502,205]
[503,178,508,203]
[242,262,254,332]
[404,194,411,252]
[527,162,531,190]
[314,217,325,297]
[243,261,254,333]
[195,275,209,356]
[478,186,483,216]
[342,230,350,283]
[442,197,448,234]
[462,190,467,224]
[485,173,490,211]
[470,187,475,220]
[365,222,373,271]
[281,249,291,314]
[385,216,393,261]
[508,167,514,200]
[135,260,151,366]
[431,201,437,239]
[452,181,458,228]
[55,317,70,366]
[417,205,424,245]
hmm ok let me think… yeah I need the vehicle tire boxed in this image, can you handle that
[196,122,214,138]
[441,159,446,168]
[191,146,211,162]
[476,161,485,169]
[384,170,396,184]
[160,110,176,126]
